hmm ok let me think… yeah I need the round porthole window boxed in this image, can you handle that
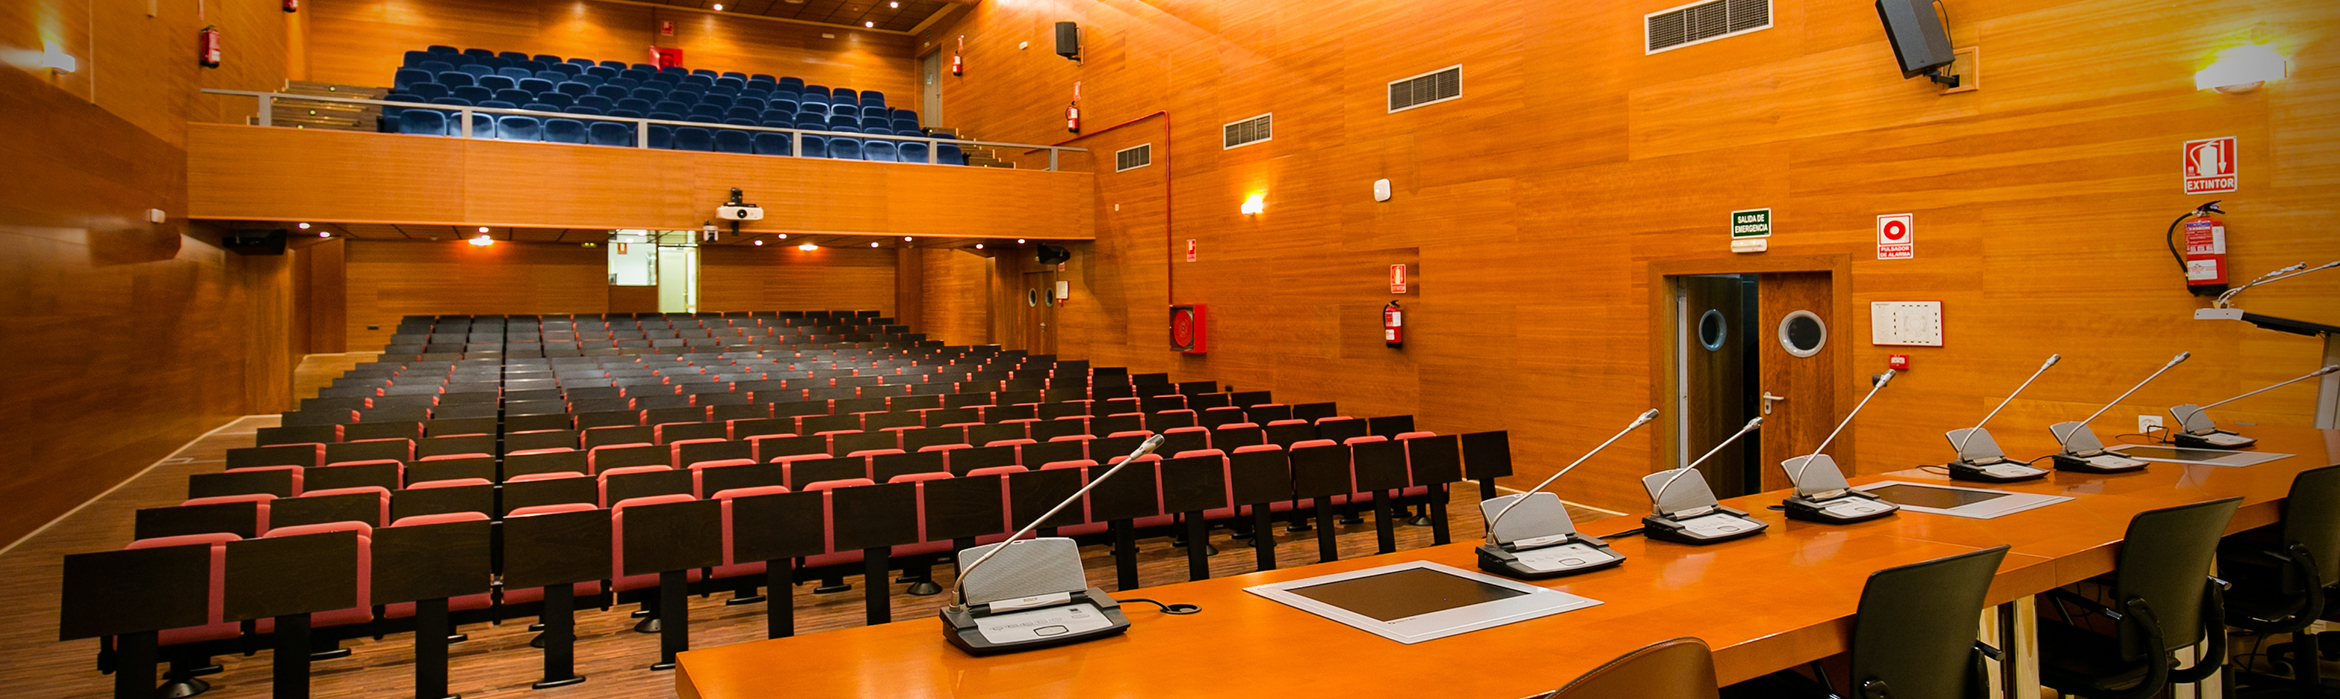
[1778,311,1826,358]
[1697,309,1728,352]
[1026,289,1041,307]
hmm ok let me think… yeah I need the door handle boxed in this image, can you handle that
[1760,393,1786,416]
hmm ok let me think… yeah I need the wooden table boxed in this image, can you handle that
[678,427,2340,699]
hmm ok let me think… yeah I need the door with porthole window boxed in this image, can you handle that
[1754,272,1838,491]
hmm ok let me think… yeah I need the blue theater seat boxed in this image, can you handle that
[394,68,432,90]
[564,105,605,116]
[428,45,460,55]
[892,120,920,135]
[698,93,733,109]
[767,99,798,115]
[409,83,451,100]
[578,95,615,109]
[472,56,508,69]
[746,79,776,94]
[616,98,653,113]
[568,58,597,68]
[760,118,794,129]
[620,68,651,83]
[428,96,472,107]
[594,85,629,100]
[606,108,644,119]
[798,135,827,158]
[633,88,667,103]
[586,65,618,80]
[517,77,554,94]
[831,94,860,110]
[549,63,583,77]
[451,85,492,102]
[647,124,673,149]
[543,118,587,143]
[777,76,805,89]
[672,127,714,152]
[685,115,721,124]
[556,81,591,97]
[588,122,633,146]
[653,100,691,115]
[497,67,532,80]
[861,139,898,162]
[689,104,724,119]
[636,63,661,73]
[649,73,683,87]
[734,96,766,112]
[600,60,628,70]
[534,70,566,83]
[827,114,858,130]
[714,76,745,92]
[647,111,684,121]
[574,73,605,86]
[831,86,855,99]
[753,132,793,156]
[691,68,717,78]
[890,107,917,123]
[660,66,687,76]
[478,75,516,91]
[861,90,886,106]
[398,110,447,136]
[725,107,760,122]
[496,50,528,62]
[462,48,495,59]
[418,60,455,75]
[494,89,534,104]
[802,84,829,100]
[402,49,434,66]
[898,141,929,163]
[537,93,574,108]
[533,54,563,65]
[458,64,492,78]
[606,76,639,89]
[713,130,752,153]
[793,116,825,130]
[457,112,495,138]
[796,103,829,119]
[516,60,546,73]
[827,138,862,160]
[522,102,562,113]
[860,116,888,131]
[938,143,964,165]
[477,100,517,110]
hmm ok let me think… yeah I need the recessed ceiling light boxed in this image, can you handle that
[711,3,723,10]
[870,241,880,247]
[864,21,875,27]
[1016,239,1026,244]
[974,243,983,249]
[798,242,818,251]
[477,226,490,233]
[779,233,788,239]
[295,222,311,230]
[753,239,763,246]
[889,1,898,6]
[903,236,913,241]
[319,231,332,238]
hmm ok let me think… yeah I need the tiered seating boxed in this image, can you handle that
[380,45,964,164]
[76,311,1507,697]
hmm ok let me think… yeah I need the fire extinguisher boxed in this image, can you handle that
[198,25,222,68]
[2165,200,2228,297]
[1383,301,1404,348]
[1066,102,1080,133]
[951,36,964,76]
[283,0,298,12]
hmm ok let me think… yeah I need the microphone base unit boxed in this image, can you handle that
[1475,534,1625,580]
[2052,452,2148,474]
[940,587,1131,656]
[1782,491,1899,524]
[2173,430,2256,449]
[1947,460,2049,483]
[1641,507,1767,545]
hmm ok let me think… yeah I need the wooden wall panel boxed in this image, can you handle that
[698,246,896,315]
[0,0,293,547]
[919,247,991,346]
[920,0,2340,511]
[304,0,915,104]
[185,124,1097,240]
[344,240,610,349]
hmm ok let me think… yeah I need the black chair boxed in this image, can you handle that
[2222,464,2340,697]
[1551,637,1721,699]
[2038,497,2241,699]
[1729,545,2010,699]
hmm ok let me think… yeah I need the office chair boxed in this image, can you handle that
[1728,545,2011,699]
[2222,464,2340,697]
[1547,637,1721,699]
[2039,497,2241,699]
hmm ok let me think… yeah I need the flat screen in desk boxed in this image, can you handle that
[1286,567,1526,622]
[1866,483,2012,509]
[2106,444,2293,467]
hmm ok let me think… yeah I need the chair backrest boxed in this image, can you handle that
[1847,545,2009,699]
[2115,496,2241,659]
[1548,637,1721,699]
[2282,464,2340,584]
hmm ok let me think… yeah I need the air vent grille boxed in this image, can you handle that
[1388,66,1463,113]
[1115,144,1152,172]
[1646,0,1771,54]
[1223,114,1272,150]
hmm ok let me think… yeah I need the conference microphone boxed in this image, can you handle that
[1944,354,2060,482]
[2049,352,2190,473]
[2168,364,2340,449]
[1474,410,1656,579]
[940,433,1166,656]
[1779,370,1899,524]
[1639,417,1769,546]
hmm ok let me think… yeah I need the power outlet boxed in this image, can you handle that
[2138,415,2164,434]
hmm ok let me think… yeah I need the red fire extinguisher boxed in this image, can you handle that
[1383,301,1404,348]
[198,25,222,68]
[951,36,964,76]
[1066,102,1080,133]
[2166,201,2228,297]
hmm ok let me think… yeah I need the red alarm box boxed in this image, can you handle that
[1170,305,1207,354]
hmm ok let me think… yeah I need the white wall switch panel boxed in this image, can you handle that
[1870,301,1944,346]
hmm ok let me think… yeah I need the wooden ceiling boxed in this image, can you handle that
[653,0,965,33]
[261,222,1014,251]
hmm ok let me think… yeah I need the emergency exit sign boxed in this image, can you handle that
[1731,209,1772,238]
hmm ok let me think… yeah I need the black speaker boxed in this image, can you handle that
[1035,244,1071,265]
[1875,0,1955,81]
[223,228,288,255]
[1054,22,1079,61]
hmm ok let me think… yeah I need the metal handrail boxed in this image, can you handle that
[203,88,1087,170]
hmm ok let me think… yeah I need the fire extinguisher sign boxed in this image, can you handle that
[1390,264,1408,294]
[2183,136,2238,194]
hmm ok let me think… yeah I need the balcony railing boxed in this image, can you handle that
[201,89,1088,171]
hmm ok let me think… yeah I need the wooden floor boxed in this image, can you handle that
[0,381,1608,699]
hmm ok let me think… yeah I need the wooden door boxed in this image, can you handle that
[1680,275,1754,497]
[1021,271,1056,355]
[1754,272,1837,491]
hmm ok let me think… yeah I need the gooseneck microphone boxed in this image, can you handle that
[2049,352,2189,473]
[1954,354,2059,455]
[948,433,1166,611]
[1652,417,1762,510]
[1778,371,1900,524]
[1481,409,1658,545]
[1789,370,1894,485]
[2169,364,2340,448]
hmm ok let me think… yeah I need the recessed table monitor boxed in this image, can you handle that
[1854,481,2071,519]
[1245,561,1599,644]
[2105,444,2292,467]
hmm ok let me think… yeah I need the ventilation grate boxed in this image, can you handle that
[1115,144,1152,172]
[1222,114,1272,150]
[1388,66,1463,113]
[1646,0,1771,54]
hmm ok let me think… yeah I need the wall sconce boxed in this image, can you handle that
[2196,43,2287,93]
[1240,193,1266,216]
[41,44,77,73]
